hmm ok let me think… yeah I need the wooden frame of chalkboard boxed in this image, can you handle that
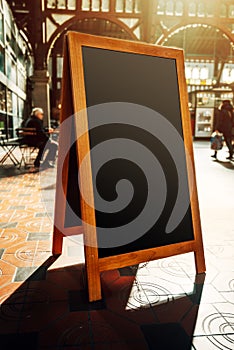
[52,31,206,302]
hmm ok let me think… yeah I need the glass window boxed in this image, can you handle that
[0,115,5,135]
[192,66,200,80]
[0,12,3,43]
[125,0,133,13]
[166,0,174,15]
[82,0,90,10]
[6,53,17,84]
[175,1,183,16]
[0,45,4,73]
[220,4,227,17]
[5,23,12,45]
[18,98,25,118]
[206,2,214,17]
[56,56,63,78]
[47,0,56,8]
[197,2,205,17]
[101,0,109,12]
[8,115,13,138]
[188,2,196,16]
[221,64,234,84]
[157,0,165,15]
[0,83,6,112]
[57,0,66,9]
[67,0,76,9]
[12,93,17,116]
[92,0,100,11]
[6,89,13,114]
[116,0,124,12]
[18,72,26,91]
[135,0,141,13]
[13,116,21,135]
[200,67,208,80]
[185,66,192,79]
[228,5,234,18]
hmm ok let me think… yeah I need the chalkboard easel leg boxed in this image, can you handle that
[194,249,206,274]
[52,226,63,255]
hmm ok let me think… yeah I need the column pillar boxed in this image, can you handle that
[30,69,51,127]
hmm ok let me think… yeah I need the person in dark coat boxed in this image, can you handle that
[212,100,234,160]
[24,107,58,171]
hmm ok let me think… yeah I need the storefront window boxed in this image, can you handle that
[18,68,26,91]
[200,67,209,80]
[18,98,25,118]
[0,45,4,73]
[0,12,3,43]
[192,66,200,80]
[8,115,13,138]
[0,115,5,135]
[0,83,6,112]
[5,23,11,46]
[12,93,17,116]
[6,89,13,114]
[185,66,192,79]
[221,65,234,84]
[6,53,17,84]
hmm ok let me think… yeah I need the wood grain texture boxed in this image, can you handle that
[99,241,196,272]
[175,52,206,273]
[68,33,101,301]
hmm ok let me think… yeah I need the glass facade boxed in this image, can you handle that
[155,0,234,18]
[0,0,30,138]
[46,0,76,10]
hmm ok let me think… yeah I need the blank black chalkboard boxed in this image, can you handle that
[53,32,206,302]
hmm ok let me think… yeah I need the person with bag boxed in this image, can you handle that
[210,131,223,158]
[211,100,234,160]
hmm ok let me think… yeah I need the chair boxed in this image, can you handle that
[16,128,38,168]
[0,136,21,166]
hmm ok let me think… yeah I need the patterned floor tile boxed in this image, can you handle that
[0,229,28,249]
[0,141,234,349]
[0,259,16,275]
[0,282,26,304]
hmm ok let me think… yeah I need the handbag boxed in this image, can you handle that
[210,132,223,151]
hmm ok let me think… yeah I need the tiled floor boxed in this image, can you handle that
[0,141,234,349]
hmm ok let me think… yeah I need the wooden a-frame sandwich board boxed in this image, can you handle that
[52,31,206,302]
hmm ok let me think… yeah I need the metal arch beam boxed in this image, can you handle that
[156,18,234,46]
[44,14,140,65]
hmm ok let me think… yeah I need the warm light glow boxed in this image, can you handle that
[200,67,208,80]
[192,67,199,80]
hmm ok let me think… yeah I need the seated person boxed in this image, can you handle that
[24,107,58,172]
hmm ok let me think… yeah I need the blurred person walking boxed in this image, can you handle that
[211,100,234,160]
